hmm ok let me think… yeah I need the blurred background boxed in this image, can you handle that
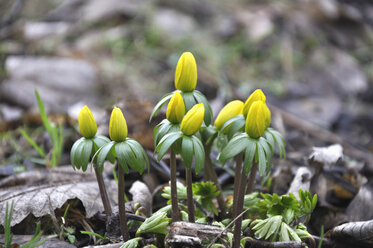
[1,0,373,161]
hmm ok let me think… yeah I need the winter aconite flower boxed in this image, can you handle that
[175,52,197,92]
[180,104,205,136]
[166,91,185,124]
[214,100,244,130]
[245,101,268,139]
[78,105,97,139]
[109,107,128,142]
[243,89,266,117]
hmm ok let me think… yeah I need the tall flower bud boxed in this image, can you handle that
[109,107,128,142]
[174,52,197,92]
[245,101,268,139]
[214,100,244,130]
[78,105,97,139]
[180,104,205,136]
[243,89,266,117]
[166,91,185,123]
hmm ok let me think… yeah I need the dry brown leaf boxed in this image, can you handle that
[0,180,117,226]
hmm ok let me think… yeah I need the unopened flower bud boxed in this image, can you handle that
[175,52,197,92]
[109,107,128,142]
[78,105,97,139]
[180,104,205,136]
[166,91,185,123]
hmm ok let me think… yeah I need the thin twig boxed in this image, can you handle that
[207,208,250,248]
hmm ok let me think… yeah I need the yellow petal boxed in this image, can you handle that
[243,89,266,117]
[166,91,185,123]
[174,52,197,92]
[78,105,97,139]
[180,103,205,136]
[109,107,128,142]
[245,101,267,139]
[214,100,244,130]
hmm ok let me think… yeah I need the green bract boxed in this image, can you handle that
[153,119,180,148]
[155,131,205,174]
[149,90,213,126]
[70,135,112,171]
[93,137,149,174]
[219,130,286,176]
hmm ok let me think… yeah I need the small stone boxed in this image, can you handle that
[23,22,71,41]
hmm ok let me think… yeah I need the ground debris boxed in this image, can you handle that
[166,221,227,247]
[0,167,117,226]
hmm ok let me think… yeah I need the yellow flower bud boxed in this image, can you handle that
[174,52,197,92]
[214,100,244,130]
[166,91,185,123]
[245,101,268,139]
[243,89,266,117]
[109,107,128,142]
[180,103,205,136]
[78,105,97,139]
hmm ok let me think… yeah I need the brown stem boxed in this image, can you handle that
[170,150,180,222]
[233,153,243,219]
[233,163,248,248]
[118,164,130,241]
[94,166,112,216]
[204,144,227,218]
[185,167,195,222]
[246,162,259,194]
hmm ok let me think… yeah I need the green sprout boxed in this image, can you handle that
[156,104,205,223]
[93,107,149,241]
[193,181,220,216]
[218,89,286,248]
[70,105,113,216]
[249,190,317,243]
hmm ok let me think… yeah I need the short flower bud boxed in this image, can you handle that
[166,91,185,123]
[78,105,97,139]
[174,52,197,92]
[214,100,244,130]
[243,89,266,117]
[109,107,128,142]
[180,103,205,136]
[245,101,268,139]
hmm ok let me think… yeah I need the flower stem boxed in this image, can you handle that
[233,161,248,248]
[170,150,180,222]
[94,166,112,216]
[185,167,195,222]
[118,164,130,241]
[245,162,258,194]
[232,153,243,219]
[204,144,227,218]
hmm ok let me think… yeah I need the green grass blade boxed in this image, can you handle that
[19,128,46,158]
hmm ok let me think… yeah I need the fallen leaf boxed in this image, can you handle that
[0,179,117,226]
